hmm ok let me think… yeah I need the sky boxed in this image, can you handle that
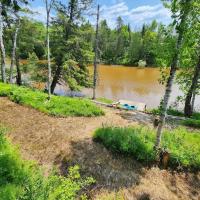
[29,0,172,29]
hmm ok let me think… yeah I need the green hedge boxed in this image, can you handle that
[93,126,200,170]
[0,126,95,200]
[0,83,104,117]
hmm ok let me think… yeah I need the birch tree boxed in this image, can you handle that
[0,3,6,83]
[155,0,192,150]
[92,4,100,100]
[9,15,20,83]
[45,0,54,99]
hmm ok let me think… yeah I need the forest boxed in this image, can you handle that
[0,0,200,199]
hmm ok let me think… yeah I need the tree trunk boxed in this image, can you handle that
[45,0,52,99]
[92,5,100,100]
[51,65,62,94]
[0,4,6,83]
[155,1,191,150]
[16,53,22,86]
[10,19,20,83]
[191,92,196,112]
[155,65,177,149]
[184,56,200,117]
[69,0,76,22]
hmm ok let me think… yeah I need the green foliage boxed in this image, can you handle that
[47,166,95,200]
[182,119,200,129]
[50,11,93,92]
[0,83,104,117]
[150,107,200,119]
[98,18,175,66]
[93,126,200,170]
[93,126,156,163]
[0,126,95,200]
[96,97,113,104]
[149,107,185,117]
[18,18,46,59]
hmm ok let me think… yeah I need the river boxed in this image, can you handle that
[55,65,200,109]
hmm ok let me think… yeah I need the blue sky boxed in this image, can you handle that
[30,0,172,29]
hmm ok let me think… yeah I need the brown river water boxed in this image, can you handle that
[55,65,200,109]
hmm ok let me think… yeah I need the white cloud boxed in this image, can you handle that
[28,1,172,29]
[97,1,172,29]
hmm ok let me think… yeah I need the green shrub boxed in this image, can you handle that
[0,126,95,200]
[182,119,200,128]
[0,83,104,117]
[191,112,200,120]
[149,107,184,117]
[93,126,200,170]
[93,126,156,163]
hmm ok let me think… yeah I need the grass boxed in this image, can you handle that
[149,107,185,117]
[0,83,104,117]
[182,119,200,128]
[93,126,200,170]
[96,97,114,104]
[149,107,200,129]
[0,126,95,200]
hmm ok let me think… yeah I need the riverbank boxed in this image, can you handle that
[0,97,199,199]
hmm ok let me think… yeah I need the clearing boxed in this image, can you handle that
[0,97,199,200]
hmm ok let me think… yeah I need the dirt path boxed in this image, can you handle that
[0,97,199,200]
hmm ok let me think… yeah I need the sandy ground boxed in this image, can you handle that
[0,97,199,200]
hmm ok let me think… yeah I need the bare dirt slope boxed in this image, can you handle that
[0,97,199,200]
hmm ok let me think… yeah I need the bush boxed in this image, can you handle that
[0,126,95,200]
[182,119,200,129]
[93,126,200,170]
[0,83,104,117]
[93,126,156,163]
[149,107,184,117]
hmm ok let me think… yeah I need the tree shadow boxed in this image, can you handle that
[57,138,145,191]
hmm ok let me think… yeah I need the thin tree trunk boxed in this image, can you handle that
[10,19,20,83]
[0,4,6,83]
[51,65,62,94]
[155,65,177,149]
[191,92,196,112]
[46,16,51,99]
[155,1,190,150]
[184,56,200,117]
[92,4,100,100]
[16,53,22,86]
[45,0,52,99]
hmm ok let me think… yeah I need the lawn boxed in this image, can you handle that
[0,83,104,117]
[93,126,200,170]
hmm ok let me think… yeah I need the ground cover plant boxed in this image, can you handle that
[181,119,200,129]
[149,107,200,129]
[0,83,104,117]
[0,126,95,200]
[93,126,200,170]
[96,97,113,104]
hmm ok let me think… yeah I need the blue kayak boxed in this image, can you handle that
[122,104,137,110]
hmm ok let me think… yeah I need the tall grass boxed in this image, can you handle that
[0,83,104,117]
[93,126,200,170]
[0,126,95,200]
